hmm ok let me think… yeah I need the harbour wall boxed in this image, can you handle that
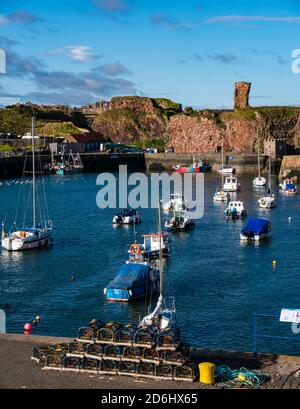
[0,152,146,179]
[145,153,268,173]
[0,151,285,180]
[279,155,300,181]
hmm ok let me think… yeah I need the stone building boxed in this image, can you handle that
[263,138,287,158]
[234,82,251,110]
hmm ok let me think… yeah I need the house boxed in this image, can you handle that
[63,133,105,152]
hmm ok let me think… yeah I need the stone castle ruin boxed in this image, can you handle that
[234,82,251,110]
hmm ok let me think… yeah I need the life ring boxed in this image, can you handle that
[130,243,141,255]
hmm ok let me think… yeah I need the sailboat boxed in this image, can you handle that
[214,138,231,202]
[218,138,234,174]
[1,114,53,251]
[253,134,266,187]
[140,202,177,330]
[258,156,275,209]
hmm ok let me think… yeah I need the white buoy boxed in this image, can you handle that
[288,217,292,222]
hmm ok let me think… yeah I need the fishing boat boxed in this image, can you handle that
[162,193,187,212]
[113,209,142,225]
[128,233,171,261]
[1,114,53,252]
[173,158,210,173]
[223,175,241,192]
[224,201,247,220]
[165,209,194,231]
[104,262,160,302]
[56,150,84,175]
[213,189,230,203]
[240,218,272,242]
[258,156,275,208]
[279,178,297,196]
[253,135,266,187]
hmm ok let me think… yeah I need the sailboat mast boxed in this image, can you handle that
[257,133,261,179]
[32,114,36,228]
[158,201,163,298]
[268,155,272,194]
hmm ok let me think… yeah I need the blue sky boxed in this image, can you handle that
[0,0,300,108]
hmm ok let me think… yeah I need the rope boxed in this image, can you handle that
[214,365,269,388]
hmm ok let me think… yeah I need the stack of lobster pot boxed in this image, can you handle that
[31,320,198,382]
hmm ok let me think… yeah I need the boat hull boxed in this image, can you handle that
[2,231,52,251]
[104,281,159,302]
[240,232,269,242]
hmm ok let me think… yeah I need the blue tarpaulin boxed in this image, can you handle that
[107,263,153,290]
[285,183,296,190]
[117,209,136,217]
[242,218,269,235]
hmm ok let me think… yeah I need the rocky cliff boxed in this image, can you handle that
[166,107,300,153]
[92,96,182,143]
[90,95,300,153]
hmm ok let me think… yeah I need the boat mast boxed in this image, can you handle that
[158,201,163,299]
[32,113,36,228]
[268,155,272,195]
[257,132,261,179]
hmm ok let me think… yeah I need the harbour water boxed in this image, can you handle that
[1,172,300,355]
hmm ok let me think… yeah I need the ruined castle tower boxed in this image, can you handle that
[234,82,251,110]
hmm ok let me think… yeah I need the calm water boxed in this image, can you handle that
[1,172,300,355]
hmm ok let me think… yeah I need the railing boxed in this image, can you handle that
[252,313,300,354]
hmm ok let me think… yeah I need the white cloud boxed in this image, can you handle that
[46,45,102,62]
[207,15,300,24]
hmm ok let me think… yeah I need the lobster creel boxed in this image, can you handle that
[134,325,157,346]
[123,346,141,360]
[103,344,121,358]
[115,323,138,343]
[78,320,105,341]
[97,322,123,342]
[156,327,180,348]
[174,363,198,381]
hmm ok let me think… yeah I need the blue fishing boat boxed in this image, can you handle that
[240,218,272,242]
[104,262,159,302]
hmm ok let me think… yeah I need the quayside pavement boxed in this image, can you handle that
[1,333,300,389]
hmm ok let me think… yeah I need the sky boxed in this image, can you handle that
[0,0,300,108]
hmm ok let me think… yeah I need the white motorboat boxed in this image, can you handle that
[213,189,230,203]
[258,195,275,209]
[113,209,142,225]
[162,193,187,212]
[128,232,171,261]
[218,165,234,175]
[240,218,272,242]
[279,178,297,196]
[223,175,241,192]
[258,156,276,209]
[2,114,52,252]
[253,176,267,187]
[253,135,266,187]
[165,209,194,231]
[224,201,247,220]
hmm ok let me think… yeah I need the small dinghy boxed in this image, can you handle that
[224,201,247,220]
[162,193,187,212]
[128,233,171,261]
[213,188,230,203]
[113,209,142,225]
[165,209,194,231]
[279,179,297,196]
[240,218,272,242]
[104,262,159,302]
[223,175,241,192]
